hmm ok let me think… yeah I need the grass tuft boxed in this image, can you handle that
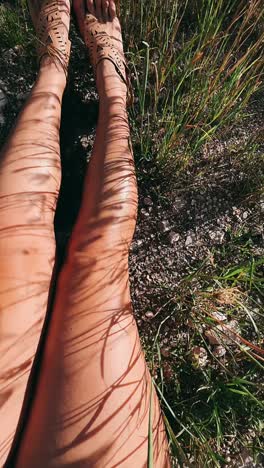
[0,1,30,50]
[121,0,264,163]
[146,249,264,466]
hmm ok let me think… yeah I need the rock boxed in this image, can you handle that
[211,311,227,322]
[205,328,222,345]
[242,211,248,220]
[232,206,242,219]
[259,197,264,213]
[0,79,7,91]
[209,230,216,240]
[191,346,208,368]
[209,230,225,244]
[225,320,241,342]
[141,208,150,218]
[205,320,240,345]
[216,232,225,244]
[168,231,180,245]
[13,45,23,54]
[145,311,154,319]
[0,89,7,125]
[3,48,17,61]
[213,345,226,358]
[159,219,170,233]
[143,197,153,206]
[185,234,194,246]
[172,197,185,213]
[80,135,90,150]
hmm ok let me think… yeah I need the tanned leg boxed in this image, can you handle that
[16,8,170,468]
[0,57,67,466]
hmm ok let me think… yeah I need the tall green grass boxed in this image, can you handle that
[120,0,264,163]
[0,1,29,49]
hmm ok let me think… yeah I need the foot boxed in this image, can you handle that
[73,0,117,37]
[73,0,129,99]
[28,0,71,76]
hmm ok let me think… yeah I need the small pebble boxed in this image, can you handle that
[168,231,180,245]
[141,208,150,218]
[159,219,170,233]
[185,235,194,246]
[143,197,153,206]
[212,311,227,322]
[213,345,226,358]
[145,311,154,319]
[80,135,90,150]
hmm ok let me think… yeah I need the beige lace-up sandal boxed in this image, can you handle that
[28,0,71,76]
[84,14,133,105]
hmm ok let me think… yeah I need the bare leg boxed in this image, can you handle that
[16,14,170,468]
[0,58,67,465]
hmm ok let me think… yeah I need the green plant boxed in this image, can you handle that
[121,0,264,163]
[145,247,264,466]
[0,1,30,49]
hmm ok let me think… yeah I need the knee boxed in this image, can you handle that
[0,191,57,227]
[66,223,133,273]
[23,191,56,224]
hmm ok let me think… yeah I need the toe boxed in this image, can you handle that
[73,0,85,37]
[109,0,116,20]
[94,0,103,20]
[86,0,96,15]
[102,0,110,21]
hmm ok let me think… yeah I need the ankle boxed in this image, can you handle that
[38,57,67,90]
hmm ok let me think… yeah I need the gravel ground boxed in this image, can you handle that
[131,132,264,320]
[0,25,263,468]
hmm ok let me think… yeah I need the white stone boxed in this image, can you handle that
[185,235,193,246]
[169,232,180,245]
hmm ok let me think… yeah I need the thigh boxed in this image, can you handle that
[0,61,63,465]
[15,233,170,467]
[0,193,56,466]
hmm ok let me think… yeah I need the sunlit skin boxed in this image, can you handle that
[1,1,170,466]
[74,0,117,37]
[0,0,70,461]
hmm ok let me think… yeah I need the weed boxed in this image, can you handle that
[145,244,264,466]
[0,1,30,50]
[121,0,264,163]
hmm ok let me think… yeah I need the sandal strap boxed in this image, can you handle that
[84,15,133,105]
[29,0,71,75]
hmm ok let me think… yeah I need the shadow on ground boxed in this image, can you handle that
[55,89,98,260]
